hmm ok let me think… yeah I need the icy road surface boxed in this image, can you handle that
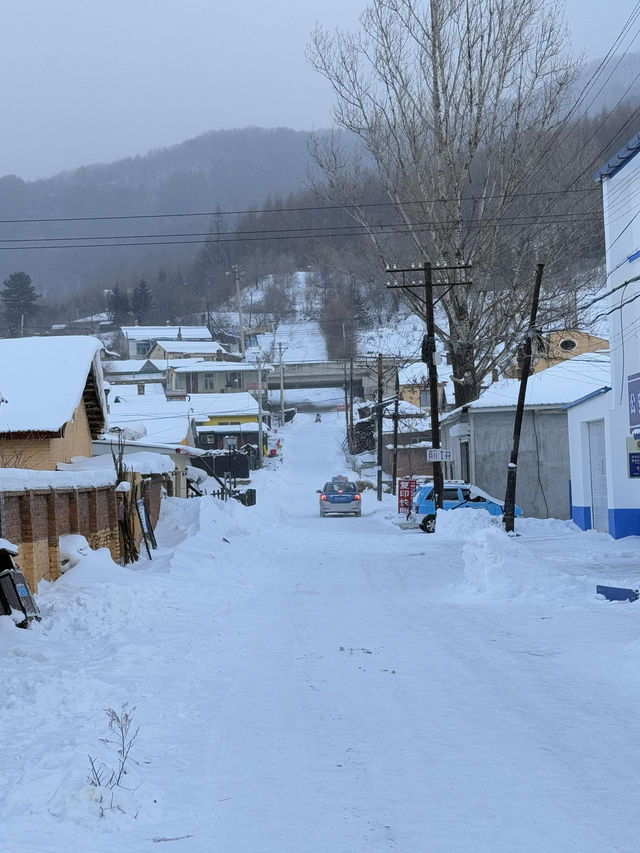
[2,412,640,852]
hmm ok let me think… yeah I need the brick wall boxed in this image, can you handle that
[0,484,120,590]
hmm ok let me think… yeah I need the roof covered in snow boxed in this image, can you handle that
[187,392,259,420]
[446,352,611,414]
[152,341,232,356]
[0,336,106,433]
[58,451,175,477]
[172,361,270,374]
[120,326,212,341]
[107,397,192,445]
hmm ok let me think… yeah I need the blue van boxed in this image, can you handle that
[410,481,522,533]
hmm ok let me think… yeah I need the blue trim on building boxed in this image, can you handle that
[563,386,611,410]
[572,505,591,531]
[608,508,640,539]
[595,131,640,181]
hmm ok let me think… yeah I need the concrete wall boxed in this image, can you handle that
[443,408,570,518]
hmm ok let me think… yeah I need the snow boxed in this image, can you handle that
[108,397,192,445]
[120,326,212,342]
[0,537,18,555]
[153,341,232,356]
[246,321,327,362]
[465,351,611,410]
[0,336,105,433]
[0,467,115,490]
[187,392,259,420]
[58,451,175,477]
[3,412,640,851]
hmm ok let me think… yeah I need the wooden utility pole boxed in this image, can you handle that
[392,366,400,496]
[423,262,444,509]
[232,264,245,357]
[255,357,265,469]
[377,352,384,501]
[386,261,472,510]
[349,354,354,448]
[277,342,285,425]
[503,263,545,533]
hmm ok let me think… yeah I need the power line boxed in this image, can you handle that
[0,188,599,227]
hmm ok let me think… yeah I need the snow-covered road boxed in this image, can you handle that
[3,412,640,851]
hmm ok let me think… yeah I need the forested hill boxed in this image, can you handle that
[0,127,320,297]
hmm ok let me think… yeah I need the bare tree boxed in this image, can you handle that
[308,0,588,405]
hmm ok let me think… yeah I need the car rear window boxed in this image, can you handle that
[324,482,356,492]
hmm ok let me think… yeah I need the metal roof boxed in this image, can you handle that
[594,131,640,181]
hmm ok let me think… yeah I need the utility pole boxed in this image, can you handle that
[349,353,354,449]
[256,357,264,469]
[277,342,285,425]
[392,366,400,496]
[377,352,384,501]
[386,261,472,510]
[423,262,444,509]
[503,263,545,533]
[343,360,350,436]
[231,264,245,358]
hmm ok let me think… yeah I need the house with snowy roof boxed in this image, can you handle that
[165,360,271,397]
[148,340,241,362]
[397,361,454,412]
[0,336,107,470]
[187,392,266,451]
[440,352,611,519]
[116,325,213,359]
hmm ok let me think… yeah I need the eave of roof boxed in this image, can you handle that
[594,131,640,181]
[562,386,611,410]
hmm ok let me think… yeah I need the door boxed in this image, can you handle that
[460,440,470,483]
[588,419,608,532]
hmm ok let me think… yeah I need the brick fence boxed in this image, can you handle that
[0,484,119,590]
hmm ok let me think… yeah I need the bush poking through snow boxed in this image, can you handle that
[87,703,140,814]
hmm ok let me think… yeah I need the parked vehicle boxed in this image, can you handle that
[317,476,361,517]
[410,481,522,533]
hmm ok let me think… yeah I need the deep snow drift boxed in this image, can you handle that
[2,412,640,852]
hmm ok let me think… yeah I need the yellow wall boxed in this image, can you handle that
[0,401,93,470]
[204,414,258,426]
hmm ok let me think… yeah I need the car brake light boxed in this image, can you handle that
[320,494,328,501]
[354,494,360,500]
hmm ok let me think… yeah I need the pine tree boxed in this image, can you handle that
[106,284,131,327]
[1,271,41,336]
[130,279,153,325]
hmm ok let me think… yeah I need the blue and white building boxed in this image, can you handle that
[567,132,640,537]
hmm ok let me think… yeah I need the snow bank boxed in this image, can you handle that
[460,525,570,600]
[0,467,115,490]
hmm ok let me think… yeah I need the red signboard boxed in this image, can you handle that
[397,478,417,514]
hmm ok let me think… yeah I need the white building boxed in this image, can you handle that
[567,131,640,537]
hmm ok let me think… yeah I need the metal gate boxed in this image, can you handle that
[588,419,608,533]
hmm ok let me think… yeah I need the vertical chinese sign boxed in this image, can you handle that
[397,478,417,514]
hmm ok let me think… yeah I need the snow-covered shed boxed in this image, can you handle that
[0,335,107,470]
[440,352,611,519]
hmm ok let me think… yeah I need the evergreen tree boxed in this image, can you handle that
[1,271,41,336]
[106,284,131,327]
[130,279,153,325]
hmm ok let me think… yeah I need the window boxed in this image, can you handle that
[136,340,151,356]
[559,337,577,352]
[204,373,216,391]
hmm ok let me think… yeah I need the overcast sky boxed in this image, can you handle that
[2,0,637,181]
